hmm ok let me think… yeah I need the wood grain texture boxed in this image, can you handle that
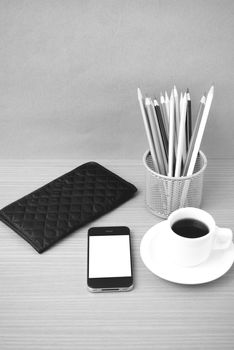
[0,159,234,350]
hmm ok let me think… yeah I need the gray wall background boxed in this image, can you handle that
[0,0,234,160]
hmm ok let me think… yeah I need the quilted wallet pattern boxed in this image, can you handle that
[0,162,137,253]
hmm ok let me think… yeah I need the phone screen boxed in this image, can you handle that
[87,226,133,292]
[89,235,131,278]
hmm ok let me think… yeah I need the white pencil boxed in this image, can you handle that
[186,86,214,176]
[183,94,206,176]
[173,86,180,155]
[137,88,159,172]
[180,92,183,113]
[165,91,170,122]
[168,93,175,177]
[174,93,187,177]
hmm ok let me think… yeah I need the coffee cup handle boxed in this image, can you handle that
[213,226,233,250]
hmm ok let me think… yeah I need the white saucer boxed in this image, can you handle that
[140,221,234,285]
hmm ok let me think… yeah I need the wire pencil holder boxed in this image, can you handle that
[143,150,207,218]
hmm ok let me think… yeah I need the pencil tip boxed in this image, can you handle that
[208,85,214,96]
[145,97,151,105]
[201,95,206,103]
[137,88,142,99]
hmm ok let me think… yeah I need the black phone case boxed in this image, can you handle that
[0,162,137,253]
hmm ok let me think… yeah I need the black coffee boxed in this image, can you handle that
[172,219,209,239]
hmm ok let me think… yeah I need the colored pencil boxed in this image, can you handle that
[145,98,166,174]
[180,88,213,207]
[168,93,175,177]
[154,99,168,159]
[186,88,192,151]
[175,93,187,177]
[173,86,180,155]
[183,95,206,176]
[182,92,187,165]
[160,93,169,135]
[137,88,159,172]
[186,86,214,176]
[164,91,170,122]
[137,85,214,181]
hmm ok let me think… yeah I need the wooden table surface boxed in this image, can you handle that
[0,159,234,350]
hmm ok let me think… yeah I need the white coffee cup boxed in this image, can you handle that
[162,207,233,267]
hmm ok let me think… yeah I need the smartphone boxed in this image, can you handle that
[87,226,133,292]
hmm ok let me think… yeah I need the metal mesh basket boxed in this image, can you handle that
[143,150,207,218]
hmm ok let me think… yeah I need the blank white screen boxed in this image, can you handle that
[89,235,131,278]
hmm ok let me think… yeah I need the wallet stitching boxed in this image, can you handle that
[0,162,137,253]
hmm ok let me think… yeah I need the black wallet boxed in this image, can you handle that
[0,162,137,253]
